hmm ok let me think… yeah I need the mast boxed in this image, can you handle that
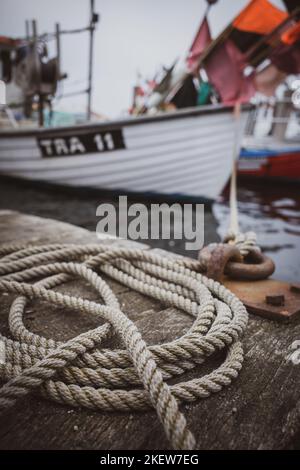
[31,19,44,127]
[55,23,61,80]
[25,20,30,41]
[87,0,99,121]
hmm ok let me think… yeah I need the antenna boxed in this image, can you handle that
[87,0,99,121]
[25,20,30,41]
[55,23,61,80]
[31,19,44,127]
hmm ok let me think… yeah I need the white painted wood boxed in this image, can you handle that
[0,108,247,200]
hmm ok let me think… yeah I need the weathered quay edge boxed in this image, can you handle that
[0,210,299,450]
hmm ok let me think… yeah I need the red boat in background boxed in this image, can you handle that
[239,88,300,182]
[239,147,300,182]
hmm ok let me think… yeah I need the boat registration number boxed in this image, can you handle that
[38,129,125,157]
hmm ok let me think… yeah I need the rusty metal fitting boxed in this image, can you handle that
[265,294,285,306]
[290,284,300,293]
[225,249,275,281]
[199,244,275,282]
[198,244,243,281]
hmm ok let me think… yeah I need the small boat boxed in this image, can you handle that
[239,144,300,182]
[239,89,300,182]
[0,0,249,202]
[0,104,246,201]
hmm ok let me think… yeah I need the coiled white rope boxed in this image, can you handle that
[0,243,248,450]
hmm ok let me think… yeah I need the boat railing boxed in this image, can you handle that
[245,100,300,140]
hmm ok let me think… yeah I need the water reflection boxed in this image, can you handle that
[0,176,299,282]
[214,180,300,282]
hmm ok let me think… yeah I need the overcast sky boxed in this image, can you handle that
[0,0,286,117]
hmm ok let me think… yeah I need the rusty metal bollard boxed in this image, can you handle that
[198,244,275,282]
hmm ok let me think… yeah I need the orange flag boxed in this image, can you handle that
[233,0,288,36]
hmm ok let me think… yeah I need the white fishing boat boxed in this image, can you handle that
[0,104,246,201]
[0,0,252,202]
[2,0,298,200]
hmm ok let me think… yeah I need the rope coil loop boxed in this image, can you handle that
[0,243,248,450]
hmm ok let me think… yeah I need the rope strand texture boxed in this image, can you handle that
[0,243,248,450]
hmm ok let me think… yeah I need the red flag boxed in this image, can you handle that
[187,17,211,71]
[198,0,287,104]
[204,39,255,104]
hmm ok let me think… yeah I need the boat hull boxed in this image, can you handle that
[238,148,300,182]
[0,105,246,201]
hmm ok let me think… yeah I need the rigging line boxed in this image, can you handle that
[228,103,241,237]
[58,89,89,99]
[18,26,91,45]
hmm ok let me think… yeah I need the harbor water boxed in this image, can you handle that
[0,176,299,282]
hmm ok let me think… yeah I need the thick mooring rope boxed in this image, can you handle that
[0,243,248,450]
